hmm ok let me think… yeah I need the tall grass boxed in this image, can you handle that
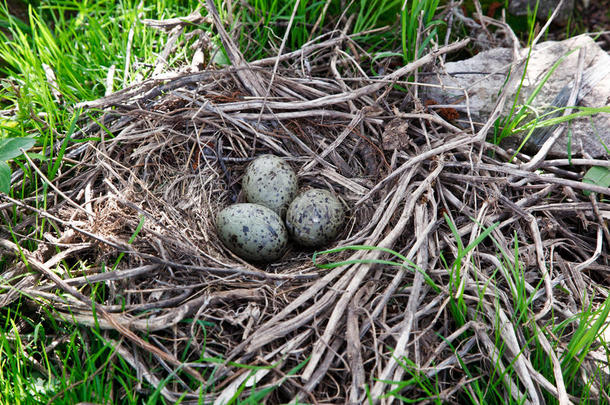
[0,301,140,404]
[0,0,201,189]
[400,0,442,63]
[228,0,442,63]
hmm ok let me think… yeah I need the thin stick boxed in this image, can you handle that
[21,150,94,217]
[257,0,302,124]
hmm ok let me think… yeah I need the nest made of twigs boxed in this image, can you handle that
[2,4,610,404]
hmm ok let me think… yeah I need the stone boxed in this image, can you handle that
[423,35,610,157]
[509,0,575,24]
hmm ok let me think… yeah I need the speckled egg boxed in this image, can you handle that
[286,189,345,247]
[242,155,297,217]
[216,203,288,261]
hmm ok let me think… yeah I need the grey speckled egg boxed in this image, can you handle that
[216,203,288,261]
[286,189,345,247]
[242,155,297,217]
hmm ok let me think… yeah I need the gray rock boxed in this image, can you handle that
[509,0,574,23]
[423,35,610,157]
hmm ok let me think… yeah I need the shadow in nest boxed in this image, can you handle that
[78,69,392,274]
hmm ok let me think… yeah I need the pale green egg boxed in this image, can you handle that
[242,155,297,218]
[216,203,288,261]
[286,189,344,247]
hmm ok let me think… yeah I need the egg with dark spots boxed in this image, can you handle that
[286,189,345,247]
[242,155,297,217]
[216,203,288,261]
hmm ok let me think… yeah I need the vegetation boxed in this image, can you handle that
[1,0,609,403]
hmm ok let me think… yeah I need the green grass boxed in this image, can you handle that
[229,0,440,64]
[0,0,201,200]
[381,356,444,404]
[312,244,439,292]
[400,0,442,63]
[0,301,141,404]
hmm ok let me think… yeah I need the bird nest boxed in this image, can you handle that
[2,9,610,404]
